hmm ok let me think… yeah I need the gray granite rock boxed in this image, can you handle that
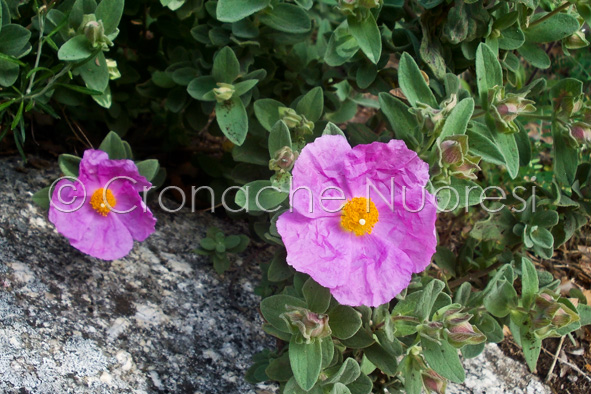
[448,344,552,394]
[0,157,274,394]
[0,156,553,394]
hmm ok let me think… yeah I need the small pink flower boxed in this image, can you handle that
[277,135,437,307]
[49,150,156,260]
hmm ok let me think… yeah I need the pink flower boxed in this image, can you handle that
[49,150,156,260]
[277,135,437,307]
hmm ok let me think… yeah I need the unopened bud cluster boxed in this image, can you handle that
[81,14,113,49]
[530,291,579,339]
[438,135,481,181]
[213,83,235,103]
[489,86,536,133]
[279,107,314,139]
[421,304,486,348]
[280,305,332,344]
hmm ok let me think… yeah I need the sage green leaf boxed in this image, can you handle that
[260,294,307,332]
[322,122,345,137]
[347,13,381,64]
[553,124,578,186]
[520,257,538,309]
[466,124,505,166]
[521,327,541,372]
[435,178,484,211]
[418,0,444,9]
[254,98,284,131]
[0,60,18,87]
[99,131,126,160]
[524,12,580,43]
[530,227,554,249]
[259,4,311,34]
[399,355,423,394]
[32,187,51,210]
[234,180,287,212]
[475,43,502,107]
[324,358,361,385]
[378,92,421,147]
[328,305,362,340]
[325,26,360,67]
[302,278,331,314]
[356,62,377,89]
[216,0,270,23]
[268,120,292,157]
[296,86,324,122]
[517,43,550,69]
[187,76,217,101]
[421,336,465,383]
[79,51,109,92]
[490,129,519,179]
[233,79,259,96]
[420,25,446,79]
[440,98,474,139]
[498,25,525,50]
[347,373,372,394]
[95,0,124,35]
[58,154,81,178]
[136,160,160,182]
[398,52,438,108]
[531,211,559,227]
[290,338,322,391]
[416,279,445,321]
[0,24,31,56]
[265,353,292,382]
[58,35,94,61]
[213,47,240,83]
[462,343,486,359]
[483,280,518,318]
[215,96,248,145]
[363,344,397,376]
[331,383,351,394]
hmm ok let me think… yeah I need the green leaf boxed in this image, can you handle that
[466,124,505,165]
[58,154,81,178]
[398,52,438,108]
[265,353,292,382]
[213,47,240,84]
[483,280,518,318]
[347,13,381,64]
[364,344,397,376]
[268,249,294,282]
[553,124,578,186]
[435,177,484,211]
[324,358,361,385]
[322,122,346,137]
[233,79,259,97]
[259,4,311,34]
[254,98,284,131]
[261,294,307,332]
[32,187,51,210]
[421,336,465,383]
[475,43,502,108]
[378,93,420,147]
[296,86,324,122]
[416,279,445,321]
[235,180,287,212]
[517,43,550,69]
[187,76,217,101]
[356,62,377,89]
[328,305,362,340]
[268,120,292,157]
[216,0,270,23]
[520,257,538,309]
[521,330,541,372]
[399,355,423,394]
[99,131,126,160]
[0,59,18,87]
[530,227,554,249]
[524,12,580,43]
[498,25,525,50]
[79,51,109,92]
[58,35,94,61]
[440,98,474,139]
[302,278,331,314]
[417,0,444,9]
[136,160,160,182]
[0,24,31,56]
[215,96,248,145]
[290,338,323,391]
[95,0,124,35]
[490,129,519,179]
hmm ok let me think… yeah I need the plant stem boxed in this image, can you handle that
[26,7,46,95]
[528,2,571,28]
[26,64,73,100]
[448,261,504,289]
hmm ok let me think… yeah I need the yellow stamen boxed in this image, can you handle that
[341,197,379,236]
[90,188,116,216]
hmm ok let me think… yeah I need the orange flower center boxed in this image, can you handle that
[90,188,117,216]
[341,197,379,236]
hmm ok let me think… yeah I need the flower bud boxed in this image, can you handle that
[440,140,463,165]
[445,321,486,348]
[280,305,332,343]
[84,20,104,46]
[489,86,536,133]
[568,122,591,145]
[422,369,447,394]
[213,83,235,103]
[269,147,298,172]
[279,107,302,129]
[564,30,590,50]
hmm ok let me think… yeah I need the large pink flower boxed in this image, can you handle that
[277,135,437,307]
[48,150,156,260]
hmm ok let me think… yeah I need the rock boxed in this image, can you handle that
[0,157,273,393]
[0,157,553,394]
[448,343,551,394]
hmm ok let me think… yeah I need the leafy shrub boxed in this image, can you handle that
[4,0,591,393]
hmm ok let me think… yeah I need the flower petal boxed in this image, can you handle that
[112,183,157,241]
[79,149,152,192]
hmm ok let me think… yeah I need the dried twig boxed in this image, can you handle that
[545,336,565,382]
[540,344,591,383]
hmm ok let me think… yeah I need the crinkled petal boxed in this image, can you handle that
[290,135,352,218]
[112,183,156,241]
[277,211,352,288]
[79,149,152,192]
